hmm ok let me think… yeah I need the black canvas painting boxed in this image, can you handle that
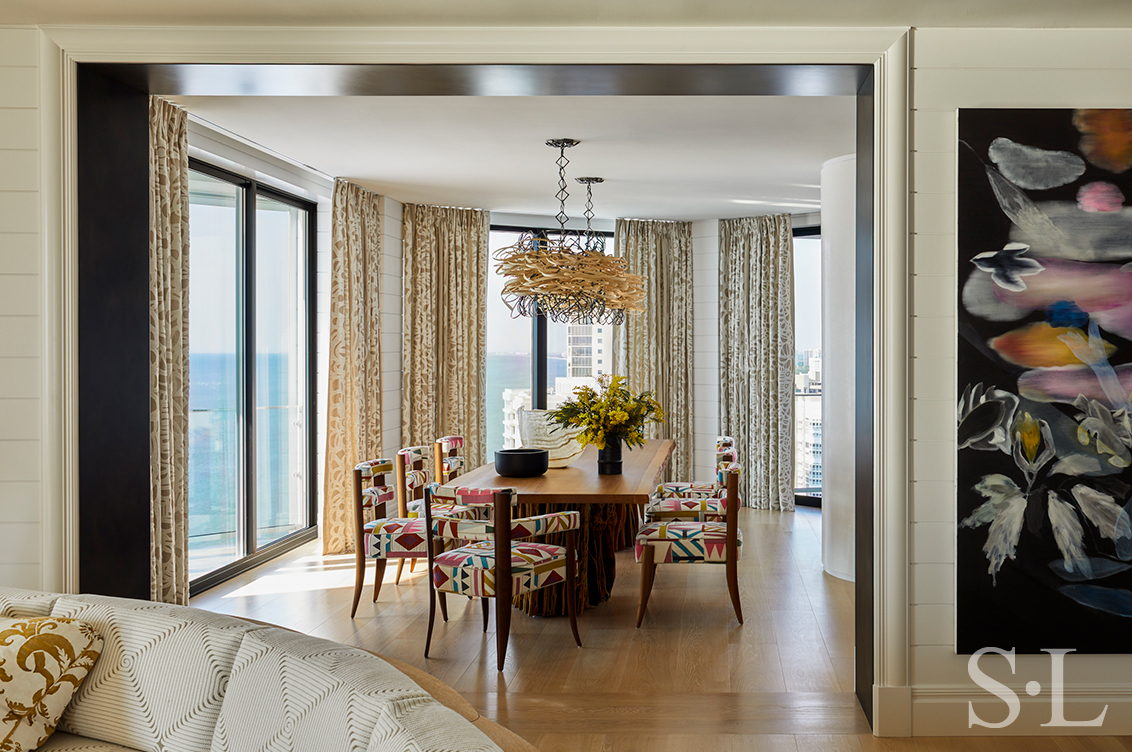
[957,108,1132,654]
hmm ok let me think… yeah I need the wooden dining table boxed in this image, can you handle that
[445,438,675,617]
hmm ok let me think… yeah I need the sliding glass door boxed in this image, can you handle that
[187,161,316,590]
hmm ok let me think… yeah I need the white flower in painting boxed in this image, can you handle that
[961,474,1027,583]
[963,477,1113,584]
[972,243,1045,292]
[1048,492,1093,579]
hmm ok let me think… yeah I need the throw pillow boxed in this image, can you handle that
[0,617,102,752]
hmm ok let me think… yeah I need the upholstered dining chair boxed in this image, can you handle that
[634,463,743,628]
[393,445,477,584]
[349,452,476,618]
[644,436,739,523]
[422,485,583,671]
[434,435,466,485]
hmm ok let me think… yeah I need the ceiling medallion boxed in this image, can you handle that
[494,139,647,326]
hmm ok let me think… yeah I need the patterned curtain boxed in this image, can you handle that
[402,204,489,468]
[322,180,384,555]
[719,215,795,511]
[614,219,695,482]
[149,97,190,604]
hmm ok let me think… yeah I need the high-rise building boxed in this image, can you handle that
[567,324,609,377]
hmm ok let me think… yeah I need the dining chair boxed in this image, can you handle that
[350,457,426,617]
[423,485,583,671]
[634,463,743,627]
[644,436,739,523]
[394,444,477,584]
[434,435,466,485]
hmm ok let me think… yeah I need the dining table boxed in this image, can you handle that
[444,438,675,617]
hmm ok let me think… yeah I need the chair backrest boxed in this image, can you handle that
[396,446,433,516]
[353,458,394,543]
[722,463,742,561]
[434,435,465,484]
[423,484,519,602]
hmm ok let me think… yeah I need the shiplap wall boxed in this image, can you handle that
[380,196,403,461]
[909,27,1132,735]
[691,220,720,480]
[0,27,42,590]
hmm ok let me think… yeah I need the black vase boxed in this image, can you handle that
[597,436,623,475]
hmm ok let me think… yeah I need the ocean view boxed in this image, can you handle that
[485,352,566,456]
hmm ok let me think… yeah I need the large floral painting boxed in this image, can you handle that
[958,109,1132,654]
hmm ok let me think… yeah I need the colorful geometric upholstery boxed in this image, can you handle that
[436,435,465,450]
[654,481,722,499]
[405,497,474,520]
[361,484,394,509]
[432,541,569,597]
[364,518,431,559]
[716,436,734,450]
[644,495,727,523]
[399,445,431,467]
[355,457,394,478]
[404,468,430,491]
[443,456,465,476]
[433,511,580,542]
[634,521,742,563]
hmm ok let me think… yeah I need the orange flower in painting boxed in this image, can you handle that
[1074,109,1132,173]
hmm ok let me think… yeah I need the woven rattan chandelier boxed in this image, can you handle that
[494,139,647,326]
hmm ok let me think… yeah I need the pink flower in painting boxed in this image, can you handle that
[1077,181,1125,213]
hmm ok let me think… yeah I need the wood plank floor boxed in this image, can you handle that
[191,507,1132,751]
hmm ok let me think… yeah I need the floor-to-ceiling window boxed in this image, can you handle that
[793,231,823,505]
[484,227,610,457]
[187,161,316,589]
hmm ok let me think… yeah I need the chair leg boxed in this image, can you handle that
[481,597,490,633]
[425,581,436,658]
[350,548,366,618]
[726,557,743,625]
[410,558,417,573]
[370,559,387,604]
[566,531,582,647]
[495,594,511,672]
[438,591,449,622]
[636,545,656,628]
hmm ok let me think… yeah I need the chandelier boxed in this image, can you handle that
[494,139,647,326]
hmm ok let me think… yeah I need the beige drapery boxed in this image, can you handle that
[719,215,795,511]
[149,97,190,604]
[402,204,489,468]
[322,180,384,555]
[614,219,695,482]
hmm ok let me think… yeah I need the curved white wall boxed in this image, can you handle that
[820,154,856,582]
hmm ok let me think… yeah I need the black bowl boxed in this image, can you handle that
[495,448,549,478]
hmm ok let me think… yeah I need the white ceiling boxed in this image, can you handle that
[5,0,1131,26]
[169,95,856,221]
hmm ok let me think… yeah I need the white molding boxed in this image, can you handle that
[58,45,79,594]
[874,685,912,737]
[46,27,911,727]
[40,26,909,64]
[874,31,911,701]
[912,686,1130,736]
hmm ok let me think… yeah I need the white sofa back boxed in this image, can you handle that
[0,588,502,752]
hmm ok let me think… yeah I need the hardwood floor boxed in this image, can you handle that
[190,507,1131,751]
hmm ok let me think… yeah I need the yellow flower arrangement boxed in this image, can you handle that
[548,374,665,449]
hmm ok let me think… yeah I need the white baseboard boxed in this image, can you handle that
[912,686,1130,736]
[873,685,912,736]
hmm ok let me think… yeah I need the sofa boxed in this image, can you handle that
[0,588,537,752]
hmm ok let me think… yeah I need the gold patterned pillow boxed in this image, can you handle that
[0,617,102,752]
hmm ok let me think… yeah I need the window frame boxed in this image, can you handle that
[187,158,319,595]
[489,223,615,411]
[792,223,822,509]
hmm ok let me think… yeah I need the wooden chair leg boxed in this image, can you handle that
[438,591,449,622]
[350,548,366,618]
[566,529,581,647]
[429,541,449,622]
[495,593,510,672]
[395,559,405,585]
[481,597,490,633]
[425,581,436,658]
[409,558,417,573]
[726,557,743,625]
[636,544,656,628]
[370,559,387,604]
